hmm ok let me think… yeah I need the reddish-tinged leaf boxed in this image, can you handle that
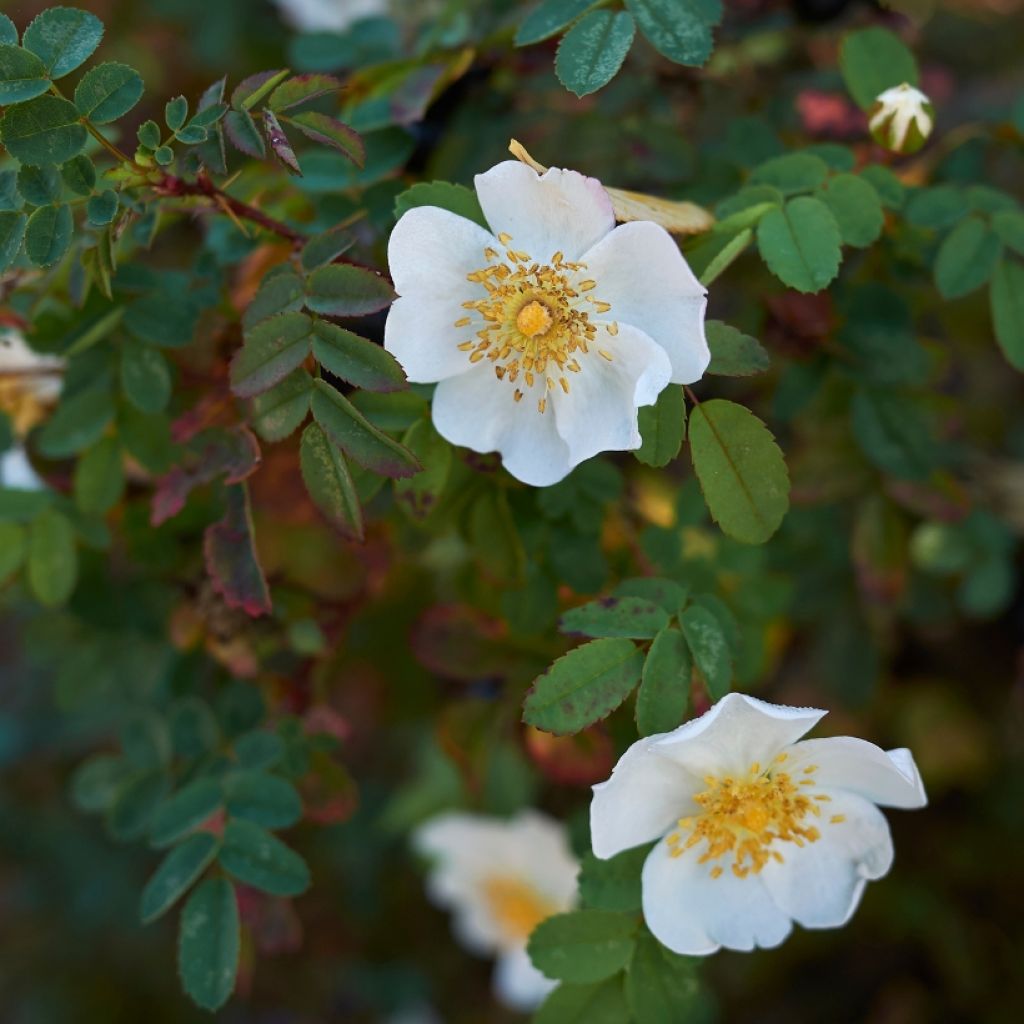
[411,605,523,681]
[224,109,265,158]
[231,69,287,110]
[283,111,364,167]
[204,484,271,618]
[269,73,343,112]
[524,725,614,787]
[262,109,301,175]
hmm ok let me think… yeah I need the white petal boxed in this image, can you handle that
[654,692,826,781]
[385,206,498,382]
[501,811,579,906]
[492,946,557,1012]
[783,737,927,809]
[431,366,573,487]
[0,447,46,491]
[552,322,672,466]
[580,221,709,384]
[760,790,893,929]
[474,161,615,262]
[590,735,701,859]
[641,836,792,955]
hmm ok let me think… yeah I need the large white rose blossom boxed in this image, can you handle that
[869,83,934,154]
[590,692,927,956]
[413,810,579,1011]
[384,160,710,486]
[271,0,388,33]
[0,330,63,491]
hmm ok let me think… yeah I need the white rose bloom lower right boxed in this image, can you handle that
[590,692,927,955]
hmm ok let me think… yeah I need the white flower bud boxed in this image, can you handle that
[869,83,935,154]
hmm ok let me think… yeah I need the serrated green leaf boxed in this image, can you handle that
[625,931,703,1024]
[305,263,396,318]
[285,110,364,166]
[243,270,305,328]
[0,95,88,165]
[149,778,224,848]
[312,320,406,393]
[219,818,311,896]
[24,203,72,267]
[393,180,486,229]
[751,153,829,195]
[60,153,95,195]
[165,94,188,131]
[560,596,669,639]
[705,321,769,377]
[818,173,884,248]
[839,26,918,109]
[251,368,312,442]
[0,44,49,104]
[28,506,77,606]
[74,61,144,123]
[528,909,637,983]
[757,196,841,293]
[299,420,363,539]
[0,14,17,47]
[688,398,789,544]
[299,224,355,271]
[141,832,219,924]
[23,6,103,78]
[73,436,123,515]
[516,0,596,45]
[268,72,341,111]
[224,771,302,829]
[578,846,648,912]
[624,0,718,67]
[679,603,731,699]
[177,877,239,1011]
[991,260,1024,371]
[522,637,644,735]
[17,163,61,206]
[137,118,160,149]
[535,977,631,1024]
[555,10,635,98]
[120,342,171,413]
[0,210,27,271]
[636,626,692,735]
[231,311,314,399]
[223,108,265,158]
[636,385,685,467]
[86,189,118,225]
[934,217,1002,300]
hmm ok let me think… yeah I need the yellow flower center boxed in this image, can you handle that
[481,876,558,943]
[0,378,50,435]
[667,756,846,879]
[454,233,617,415]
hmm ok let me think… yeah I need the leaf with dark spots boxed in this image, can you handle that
[204,483,271,618]
[262,109,301,175]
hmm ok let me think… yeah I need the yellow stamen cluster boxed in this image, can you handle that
[480,876,557,942]
[455,236,616,414]
[0,378,51,435]
[667,756,842,879]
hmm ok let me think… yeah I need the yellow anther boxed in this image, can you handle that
[598,350,613,361]
[830,814,846,824]
[592,300,612,314]
[454,317,471,328]
[498,232,512,244]
[607,322,619,336]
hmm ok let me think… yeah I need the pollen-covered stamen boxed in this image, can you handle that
[666,760,840,879]
[453,238,614,412]
[480,876,558,942]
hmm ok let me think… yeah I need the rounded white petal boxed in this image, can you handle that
[0,447,46,491]
[431,367,573,486]
[272,0,388,33]
[492,946,557,1012]
[0,330,64,404]
[590,735,702,860]
[760,790,893,930]
[384,296,479,383]
[580,221,709,384]
[654,692,827,781]
[783,737,927,809]
[641,836,792,955]
[474,161,615,262]
[552,322,672,466]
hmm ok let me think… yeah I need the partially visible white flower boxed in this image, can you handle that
[0,330,64,492]
[590,692,926,956]
[271,0,388,32]
[869,83,934,154]
[385,160,709,487]
[413,809,579,1011]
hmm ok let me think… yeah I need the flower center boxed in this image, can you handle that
[454,233,617,414]
[0,379,49,435]
[480,876,558,943]
[667,756,845,879]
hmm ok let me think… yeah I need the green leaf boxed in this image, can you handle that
[757,196,841,293]
[60,153,95,195]
[0,521,28,584]
[555,10,636,98]
[522,637,644,735]
[37,383,114,456]
[177,877,239,1012]
[153,144,173,165]
[310,379,420,478]
[934,217,1002,299]
[860,164,905,210]
[24,203,72,267]
[124,293,198,347]
[27,507,77,606]
[839,26,918,109]
[300,421,363,539]
[705,321,769,377]
[751,153,829,195]
[137,118,160,149]
[243,270,305,328]
[0,14,17,46]
[107,768,169,841]
[233,68,290,111]
[905,185,966,229]
[74,61,144,123]
[313,321,406,393]
[165,94,188,131]
[224,771,302,829]
[17,163,61,205]
[69,754,126,813]
[0,95,88,166]
[535,978,630,1024]
[0,211,26,271]
[991,260,1024,371]
[850,388,938,479]
[299,224,355,272]
[251,368,312,442]
[149,778,224,848]
[688,398,789,544]
[73,436,123,515]
[696,226,753,287]
[231,312,315,399]
[121,343,172,413]
[86,189,118,226]
[393,418,452,523]
[613,577,688,613]
[305,263,396,318]
[285,110,364,166]
[993,209,1024,257]
[223,108,265,158]
[516,0,595,45]
[578,846,647,912]
[636,626,692,735]
[528,909,637,983]
[818,173,884,248]
[560,596,669,640]
[140,832,219,924]
[625,932,702,1024]
[468,487,526,585]
[624,0,718,67]
[679,603,732,699]
[636,386,685,467]
[23,7,103,78]
[393,180,487,229]
[0,44,49,104]
[268,72,342,112]
[219,818,311,896]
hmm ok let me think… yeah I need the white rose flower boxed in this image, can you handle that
[385,160,710,487]
[0,330,64,491]
[590,692,927,956]
[413,809,579,1011]
[271,0,389,33]
[869,83,934,154]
